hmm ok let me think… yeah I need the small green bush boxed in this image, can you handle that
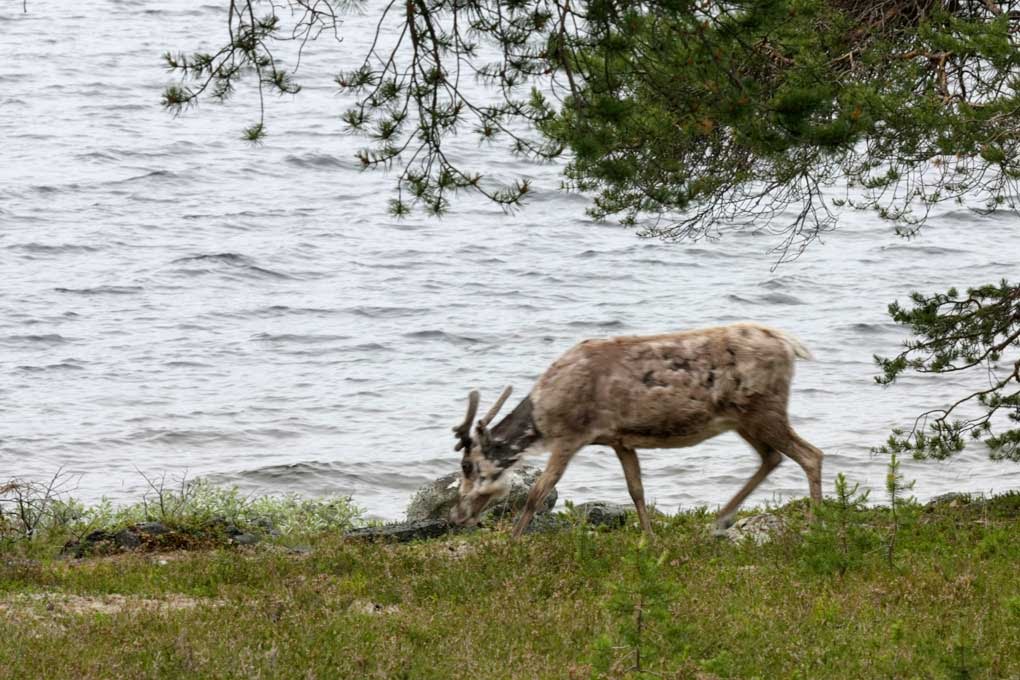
[1,472,362,555]
[799,473,878,575]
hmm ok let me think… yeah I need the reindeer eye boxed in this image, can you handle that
[461,460,474,477]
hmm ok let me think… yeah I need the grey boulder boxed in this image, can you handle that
[926,492,982,508]
[231,533,260,546]
[570,501,629,529]
[723,513,787,545]
[405,465,557,522]
[345,519,454,543]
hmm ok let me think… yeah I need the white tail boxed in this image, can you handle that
[776,329,814,361]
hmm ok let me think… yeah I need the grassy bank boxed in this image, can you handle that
[2,488,1020,679]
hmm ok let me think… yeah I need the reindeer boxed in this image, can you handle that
[448,323,823,538]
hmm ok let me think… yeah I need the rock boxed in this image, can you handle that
[83,529,111,543]
[405,473,462,521]
[522,513,572,534]
[231,533,260,546]
[571,501,629,529]
[135,521,170,536]
[926,492,978,508]
[203,515,242,537]
[62,528,141,557]
[253,517,276,533]
[405,465,557,522]
[344,519,455,543]
[78,530,111,547]
[114,528,142,549]
[60,516,278,557]
[61,531,108,558]
[723,513,787,545]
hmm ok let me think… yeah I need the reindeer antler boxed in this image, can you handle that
[475,385,512,447]
[452,390,480,452]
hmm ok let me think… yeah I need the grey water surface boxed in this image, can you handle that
[2,0,1018,519]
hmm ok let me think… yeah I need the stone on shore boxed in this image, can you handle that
[60,519,267,557]
[723,513,787,545]
[926,492,982,509]
[404,465,557,522]
[344,519,454,543]
[231,533,260,546]
[570,501,629,529]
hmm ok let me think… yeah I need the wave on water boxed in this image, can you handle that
[54,285,142,295]
[170,253,296,280]
[346,305,428,319]
[758,274,823,290]
[7,243,101,254]
[1,333,72,345]
[878,244,960,256]
[402,329,483,345]
[842,322,900,334]
[162,360,213,368]
[32,184,76,194]
[760,292,806,305]
[283,153,351,169]
[246,305,340,319]
[344,342,391,352]
[129,427,255,447]
[73,150,121,162]
[105,169,183,186]
[251,332,353,344]
[726,292,805,305]
[16,360,86,372]
[565,319,627,329]
[630,257,700,267]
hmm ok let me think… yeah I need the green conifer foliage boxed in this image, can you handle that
[165,1,1020,257]
[876,281,1020,462]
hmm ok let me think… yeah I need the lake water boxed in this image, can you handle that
[3,0,1018,520]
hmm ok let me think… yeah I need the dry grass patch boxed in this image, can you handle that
[0,591,223,622]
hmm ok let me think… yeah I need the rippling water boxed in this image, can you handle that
[3,0,1018,519]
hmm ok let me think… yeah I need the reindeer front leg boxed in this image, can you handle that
[511,446,576,539]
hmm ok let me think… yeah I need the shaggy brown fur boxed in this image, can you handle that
[450,323,823,538]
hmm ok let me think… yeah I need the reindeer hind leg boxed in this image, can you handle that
[779,428,823,506]
[713,432,783,536]
[612,444,653,535]
[748,422,824,518]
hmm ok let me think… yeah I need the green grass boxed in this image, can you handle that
[1,476,362,558]
[2,492,1020,679]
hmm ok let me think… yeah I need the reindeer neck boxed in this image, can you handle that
[484,395,542,468]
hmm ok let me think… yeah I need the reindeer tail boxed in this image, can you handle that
[779,331,814,361]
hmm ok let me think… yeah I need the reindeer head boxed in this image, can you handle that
[448,386,514,526]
